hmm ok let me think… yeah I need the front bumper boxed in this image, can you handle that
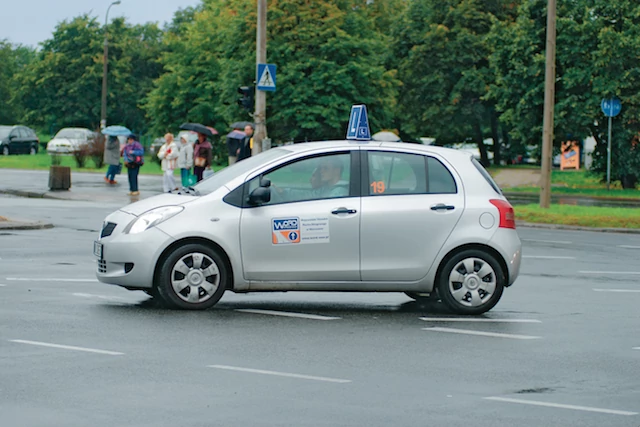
[95,211,174,289]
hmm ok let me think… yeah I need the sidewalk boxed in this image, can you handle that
[0,168,164,229]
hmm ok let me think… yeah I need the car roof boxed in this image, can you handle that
[277,140,474,162]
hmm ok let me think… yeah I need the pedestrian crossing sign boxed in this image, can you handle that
[257,64,276,92]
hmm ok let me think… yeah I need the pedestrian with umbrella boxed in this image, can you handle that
[226,123,247,166]
[101,125,130,185]
[180,123,214,182]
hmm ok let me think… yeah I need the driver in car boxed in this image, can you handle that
[276,157,348,202]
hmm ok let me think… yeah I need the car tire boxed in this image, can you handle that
[2,146,8,156]
[437,249,504,315]
[29,146,37,155]
[156,243,228,310]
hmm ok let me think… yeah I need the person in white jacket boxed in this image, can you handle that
[157,133,179,193]
[177,135,194,187]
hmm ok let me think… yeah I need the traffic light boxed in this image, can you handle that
[237,86,255,112]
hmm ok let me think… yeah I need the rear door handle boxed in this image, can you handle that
[331,207,357,215]
[430,204,455,211]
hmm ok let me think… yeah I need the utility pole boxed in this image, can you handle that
[100,0,121,130]
[253,0,267,155]
[540,0,556,208]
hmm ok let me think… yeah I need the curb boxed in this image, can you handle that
[517,221,640,234]
[0,220,54,231]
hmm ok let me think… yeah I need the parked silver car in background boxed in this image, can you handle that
[95,140,522,315]
[46,127,96,154]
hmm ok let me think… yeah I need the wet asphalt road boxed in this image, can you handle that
[1,195,639,427]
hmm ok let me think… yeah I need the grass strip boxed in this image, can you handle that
[515,204,640,229]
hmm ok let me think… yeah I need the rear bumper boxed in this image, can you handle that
[489,228,522,286]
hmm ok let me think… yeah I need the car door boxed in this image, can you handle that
[360,149,464,281]
[8,129,23,154]
[16,128,29,153]
[240,151,361,283]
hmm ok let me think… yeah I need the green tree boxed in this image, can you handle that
[490,0,640,187]
[145,0,400,144]
[15,15,164,136]
[393,0,515,165]
[0,41,36,124]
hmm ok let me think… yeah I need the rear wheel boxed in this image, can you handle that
[156,243,229,310]
[29,146,37,155]
[437,249,504,315]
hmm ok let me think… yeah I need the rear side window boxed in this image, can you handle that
[471,158,502,194]
[427,157,457,194]
[367,151,426,195]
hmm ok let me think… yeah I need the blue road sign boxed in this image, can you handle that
[346,105,371,140]
[601,98,622,117]
[257,64,276,91]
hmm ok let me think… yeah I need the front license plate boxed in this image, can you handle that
[93,241,103,259]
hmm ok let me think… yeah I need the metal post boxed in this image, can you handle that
[253,0,267,155]
[607,115,612,190]
[540,0,556,208]
[100,1,121,130]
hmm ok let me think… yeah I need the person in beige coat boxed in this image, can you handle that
[158,133,179,193]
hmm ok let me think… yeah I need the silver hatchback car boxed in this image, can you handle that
[95,140,521,314]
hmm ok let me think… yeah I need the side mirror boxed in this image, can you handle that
[9,134,16,141]
[248,186,271,206]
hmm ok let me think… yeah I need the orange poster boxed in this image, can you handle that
[560,141,580,170]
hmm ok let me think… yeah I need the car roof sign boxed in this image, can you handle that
[346,105,371,141]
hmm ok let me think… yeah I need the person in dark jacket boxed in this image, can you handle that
[123,134,144,195]
[237,124,254,162]
[103,135,121,184]
[193,132,213,182]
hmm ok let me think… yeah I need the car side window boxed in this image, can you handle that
[427,157,457,194]
[367,151,427,196]
[247,152,351,205]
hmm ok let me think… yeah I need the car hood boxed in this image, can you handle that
[119,193,200,216]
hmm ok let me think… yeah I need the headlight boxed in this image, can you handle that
[125,206,184,234]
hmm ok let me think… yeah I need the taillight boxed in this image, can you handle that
[489,199,516,229]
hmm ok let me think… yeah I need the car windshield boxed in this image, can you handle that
[194,148,292,195]
[0,127,12,138]
[55,129,86,139]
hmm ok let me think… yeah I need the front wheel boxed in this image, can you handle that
[29,146,37,155]
[156,243,229,310]
[437,249,504,315]
[2,146,8,156]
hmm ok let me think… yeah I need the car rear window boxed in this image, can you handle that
[471,158,502,195]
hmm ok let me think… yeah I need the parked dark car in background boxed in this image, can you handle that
[0,125,40,155]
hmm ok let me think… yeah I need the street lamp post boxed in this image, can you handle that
[100,0,121,130]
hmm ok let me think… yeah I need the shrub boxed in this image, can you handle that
[91,135,105,169]
[73,143,90,168]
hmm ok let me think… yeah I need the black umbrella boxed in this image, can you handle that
[230,121,254,129]
[180,123,216,137]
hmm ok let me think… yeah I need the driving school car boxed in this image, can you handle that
[95,140,521,315]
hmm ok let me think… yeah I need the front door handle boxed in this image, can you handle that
[430,204,455,211]
[331,207,357,215]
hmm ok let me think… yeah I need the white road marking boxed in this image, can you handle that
[523,255,575,260]
[633,347,640,350]
[9,340,124,356]
[484,396,638,416]
[72,292,126,301]
[0,284,6,287]
[579,271,640,275]
[6,277,99,282]
[522,239,572,245]
[618,245,640,249]
[423,327,541,340]
[235,309,341,321]
[593,289,640,293]
[420,317,541,323]
[207,365,351,383]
